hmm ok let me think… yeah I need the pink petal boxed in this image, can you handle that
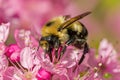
[0,23,10,43]
[14,29,38,48]
[39,53,55,73]
[3,67,15,80]
[36,68,52,80]
[52,74,68,80]
[60,46,79,68]
[0,43,6,55]
[10,52,20,62]
[5,44,21,62]
[86,49,98,68]
[0,55,8,72]
[14,29,30,47]
[99,39,117,63]
[20,47,34,69]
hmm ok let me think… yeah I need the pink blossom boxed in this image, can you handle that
[0,24,119,80]
[37,46,89,80]
[37,51,68,76]
[62,49,96,80]
[98,39,117,63]
[97,39,120,80]
[0,55,8,72]
[3,47,41,80]
[87,39,120,80]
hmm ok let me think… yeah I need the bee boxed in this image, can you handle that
[39,11,91,64]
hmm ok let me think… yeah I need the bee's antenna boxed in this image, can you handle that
[58,11,91,31]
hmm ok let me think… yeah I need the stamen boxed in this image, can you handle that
[15,60,26,73]
[98,62,102,67]
[72,64,78,72]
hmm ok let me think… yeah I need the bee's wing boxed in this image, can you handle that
[58,11,91,31]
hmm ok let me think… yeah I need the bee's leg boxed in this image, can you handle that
[65,36,76,45]
[58,46,67,60]
[46,43,53,62]
[37,39,41,51]
[78,42,89,65]
[47,49,53,62]
[48,52,53,62]
[54,49,59,59]
[54,40,61,58]
[58,36,76,60]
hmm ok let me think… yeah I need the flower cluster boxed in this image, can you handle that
[0,21,120,80]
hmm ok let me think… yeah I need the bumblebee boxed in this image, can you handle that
[39,12,91,64]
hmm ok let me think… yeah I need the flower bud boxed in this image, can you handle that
[36,68,52,80]
[5,44,20,62]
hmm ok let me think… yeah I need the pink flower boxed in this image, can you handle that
[98,39,117,63]
[62,49,95,80]
[3,47,41,80]
[1,26,120,80]
[97,39,120,80]
[87,39,120,80]
[37,46,88,80]
[5,44,21,62]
